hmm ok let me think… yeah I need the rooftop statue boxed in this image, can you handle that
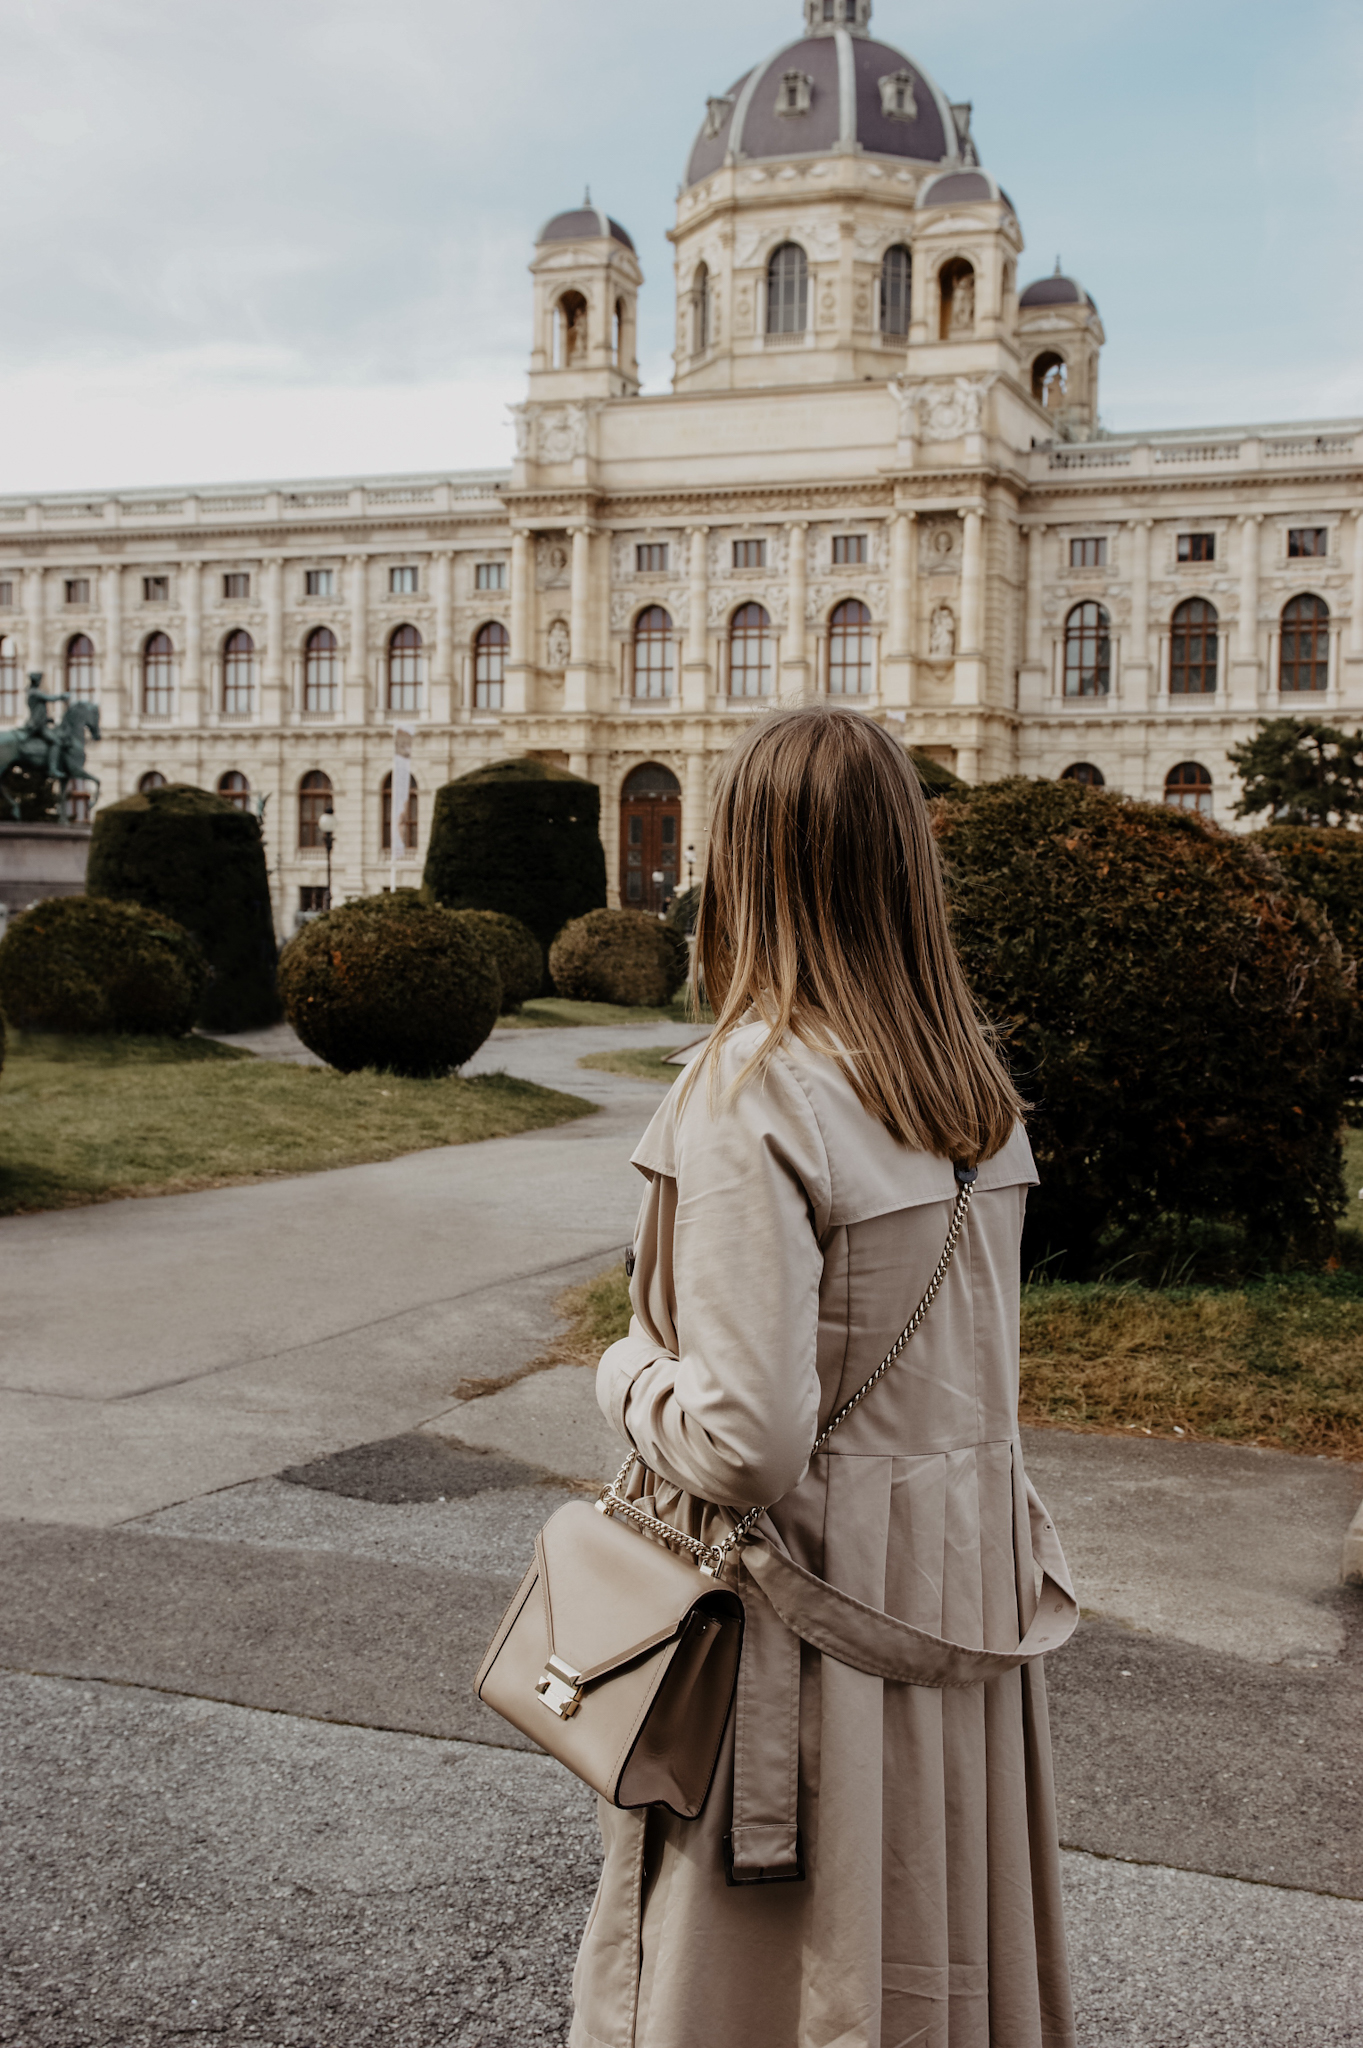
[0,670,102,824]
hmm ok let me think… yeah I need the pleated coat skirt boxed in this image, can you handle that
[573,1021,1076,2048]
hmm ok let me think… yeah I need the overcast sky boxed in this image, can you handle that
[2,0,1359,494]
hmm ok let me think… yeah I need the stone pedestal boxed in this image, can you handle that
[0,822,91,929]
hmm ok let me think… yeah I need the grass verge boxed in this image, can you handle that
[0,1030,595,1216]
[499,996,710,1030]
[577,1046,693,1084]
[546,1261,1363,1461]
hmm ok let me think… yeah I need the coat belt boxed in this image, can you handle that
[725,1465,1078,1879]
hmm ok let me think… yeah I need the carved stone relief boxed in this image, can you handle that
[535,404,589,464]
[917,375,996,440]
[536,537,571,589]
[920,519,959,571]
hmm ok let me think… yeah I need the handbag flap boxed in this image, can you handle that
[535,1499,710,1684]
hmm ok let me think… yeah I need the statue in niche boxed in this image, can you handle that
[929,605,956,660]
[946,270,975,337]
[546,618,571,670]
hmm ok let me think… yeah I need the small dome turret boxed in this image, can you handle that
[537,204,635,253]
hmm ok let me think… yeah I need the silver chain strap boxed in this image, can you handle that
[597,1167,977,1578]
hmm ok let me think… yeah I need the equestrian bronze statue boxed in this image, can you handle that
[0,670,101,824]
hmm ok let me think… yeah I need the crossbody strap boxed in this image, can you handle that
[599,1162,979,1580]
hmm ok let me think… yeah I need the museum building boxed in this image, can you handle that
[3,0,1361,932]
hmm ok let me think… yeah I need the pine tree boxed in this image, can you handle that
[1228,718,1363,826]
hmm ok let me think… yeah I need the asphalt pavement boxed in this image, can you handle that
[2,1019,1361,2046]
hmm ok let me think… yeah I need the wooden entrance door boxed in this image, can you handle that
[620,763,681,915]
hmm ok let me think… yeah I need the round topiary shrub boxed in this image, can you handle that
[277,894,501,1076]
[0,896,208,1036]
[422,758,607,966]
[549,908,680,1008]
[1251,825,1363,965]
[667,885,699,936]
[87,782,280,1033]
[453,909,543,1012]
[933,778,1359,1279]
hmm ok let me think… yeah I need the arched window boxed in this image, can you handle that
[222,629,254,716]
[382,769,419,853]
[729,603,774,698]
[633,606,674,700]
[693,262,710,354]
[880,246,911,338]
[620,762,682,912]
[474,620,507,710]
[387,624,422,712]
[1063,602,1110,698]
[305,625,338,714]
[1032,351,1067,411]
[142,631,174,716]
[1061,762,1105,787]
[1169,598,1218,695]
[938,257,975,339]
[828,599,873,696]
[556,290,587,367]
[612,297,624,366]
[299,769,333,849]
[767,243,808,335]
[138,770,166,793]
[217,770,251,812]
[1165,762,1212,816]
[1280,594,1330,693]
[0,635,18,719]
[65,633,95,696]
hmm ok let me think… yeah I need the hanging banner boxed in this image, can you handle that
[391,724,415,888]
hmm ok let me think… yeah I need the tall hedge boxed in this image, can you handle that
[1251,825,1363,964]
[933,778,1358,1279]
[87,782,280,1032]
[422,758,607,962]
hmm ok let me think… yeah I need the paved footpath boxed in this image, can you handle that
[2,1021,1360,2046]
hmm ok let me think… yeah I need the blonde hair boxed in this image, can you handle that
[690,704,1022,1162]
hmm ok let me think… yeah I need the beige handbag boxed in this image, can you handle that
[474,1165,980,1820]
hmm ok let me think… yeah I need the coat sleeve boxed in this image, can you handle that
[596,1047,831,1510]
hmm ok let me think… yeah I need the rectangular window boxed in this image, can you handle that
[0,581,12,608]
[1177,533,1215,563]
[832,535,867,566]
[475,561,506,591]
[222,573,250,599]
[299,886,327,914]
[64,578,90,605]
[636,543,669,573]
[143,575,170,602]
[1069,537,1107,569]
[390,565,418,594]
[733,539,767,569]
[305,569,334,597]
[1288,527,1327,558]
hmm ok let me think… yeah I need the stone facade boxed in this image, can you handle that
[2,1,1359,935]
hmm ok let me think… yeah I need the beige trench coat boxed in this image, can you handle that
[572,1023,1076,2048]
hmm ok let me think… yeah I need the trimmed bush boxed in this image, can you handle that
[667,885,699,936]
[456,909,543,1011]
[909,748,966,797]
[1252,826,1363,964]
[549,908,680,1008]
[0,896,208,1036]
[87,782,280,1032]
[422,757,607,963]
[278,894,501,1076]
[933,778,1358,1279]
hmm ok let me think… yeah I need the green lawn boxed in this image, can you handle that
[0,1031,594,1216]
[550,1259,1363,1461]
[577,1045,694,1084]
[499,995,709,1030]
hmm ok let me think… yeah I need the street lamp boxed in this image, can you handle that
[320,807,336,910]
[685,842,696,891]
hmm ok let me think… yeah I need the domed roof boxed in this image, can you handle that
[1019,272,1095,312]
[919,168,1015,212]
[537,204,635,253]
[685,23,970,188]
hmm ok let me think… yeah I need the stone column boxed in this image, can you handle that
[954,506,985,706]
[782,521,808,692]
[179,559,203,726]
[1348,510,1363,665]
[1231,514,1262,707]
[430,550,453,721]
[101,563,123,727]
[682,526,710,711]
[25,564,45,684]
[345,554,369,722]
[684,749,708,882]
[261,557,286,724]
[1124,518,1151,712]
[564,526,594,713]
[504,529,533,715]
[883,510,916,708]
